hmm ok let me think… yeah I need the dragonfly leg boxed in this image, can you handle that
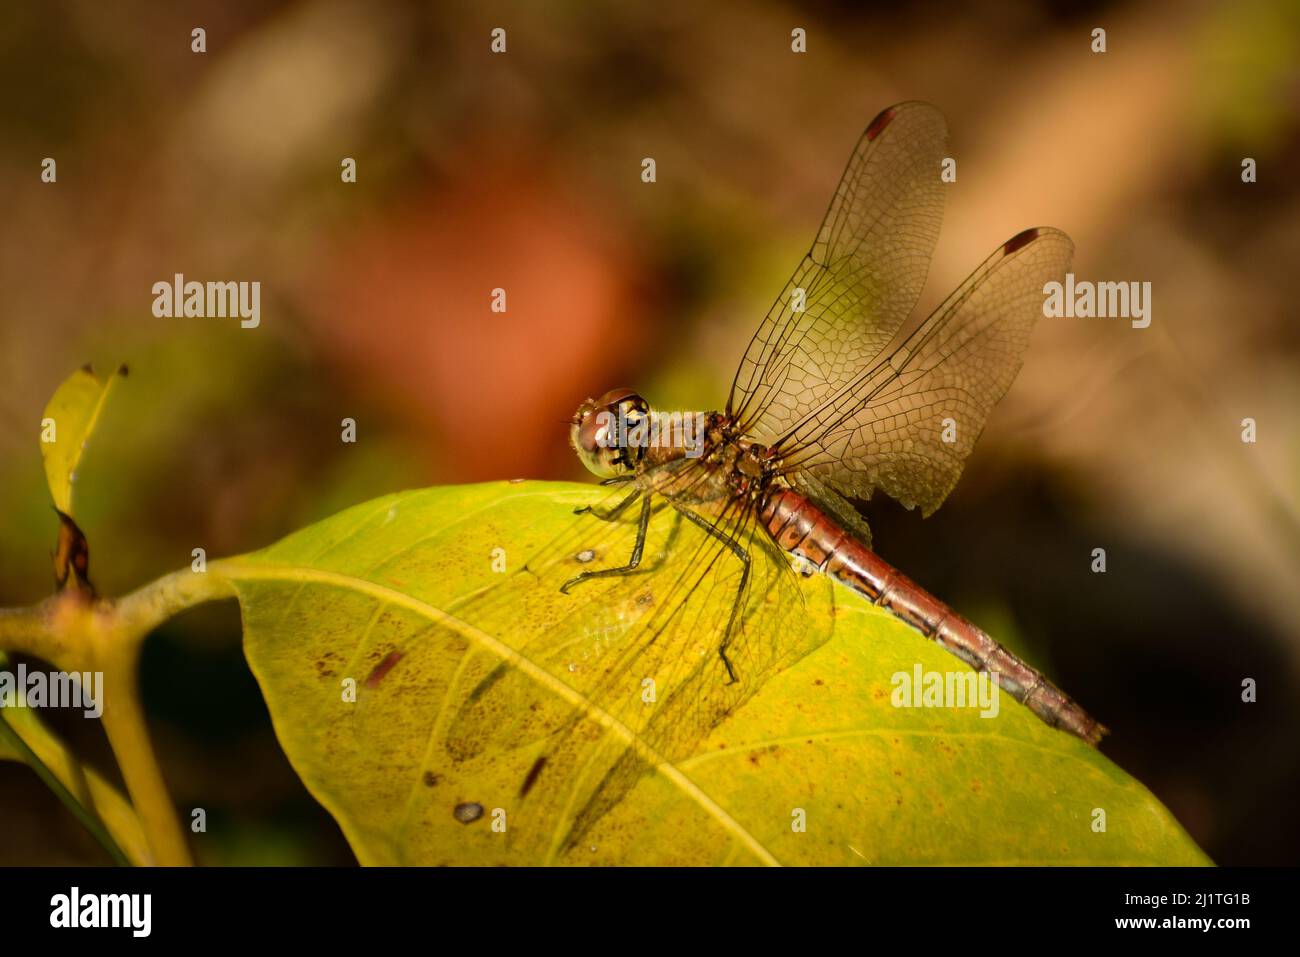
[674,506,750,685]
[560,494,653,594]
[574,486,641,521]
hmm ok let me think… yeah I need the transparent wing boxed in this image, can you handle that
[727,101,948,438]
[351,463,832,862]
[776,227,1074,516]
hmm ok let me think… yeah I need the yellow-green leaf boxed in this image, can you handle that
[218,481,1210,866]
[39,364,125,515]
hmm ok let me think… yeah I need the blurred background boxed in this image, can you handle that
[1,0,1297,865]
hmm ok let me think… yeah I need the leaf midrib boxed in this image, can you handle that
[214,558,782,866]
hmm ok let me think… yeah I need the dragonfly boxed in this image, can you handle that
[564,100,1103,743]
[429,101,1104,861]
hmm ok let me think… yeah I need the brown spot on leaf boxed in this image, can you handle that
[365,650,403,688]
[520,756,548,798]
[470,664,507,702]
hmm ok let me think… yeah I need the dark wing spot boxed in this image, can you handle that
[423,771,441,787]
[865,106,897,142]
[1002,227,1040,255]
[519,756,548,798]
[364,650,403,688]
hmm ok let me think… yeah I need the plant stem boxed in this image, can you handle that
[0,567,237,867]
[96,649,190,865]
[0,604,55,660]
[100,569,238,866]
[0,707,131,865]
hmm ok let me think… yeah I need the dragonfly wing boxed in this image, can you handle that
[728,102,948,438]
[779,227,1074,516]
[788,466,876,549]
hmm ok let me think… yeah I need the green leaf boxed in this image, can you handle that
[219,481,1210,866]
[39,364,125,516]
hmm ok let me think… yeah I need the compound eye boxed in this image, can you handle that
[618,395,649,423]
[576,409,609,453]
[595,388,648,415]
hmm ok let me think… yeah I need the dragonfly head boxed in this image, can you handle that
[570,388,651,478]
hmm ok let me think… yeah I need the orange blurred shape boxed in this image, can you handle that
[308,158,645,482]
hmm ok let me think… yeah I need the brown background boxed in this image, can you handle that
[1,0,1297,865]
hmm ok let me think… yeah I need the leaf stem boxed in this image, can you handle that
[95,647,191,865]
[0,567,237,866]
[0,706,131,865]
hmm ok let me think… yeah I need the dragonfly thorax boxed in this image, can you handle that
[720,433,778,499]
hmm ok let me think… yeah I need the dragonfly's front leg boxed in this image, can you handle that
[560,493,652,594]
[673,506,750,685]
[573,485,641,522]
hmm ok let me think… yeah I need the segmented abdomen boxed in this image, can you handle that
[758,487,1107,746]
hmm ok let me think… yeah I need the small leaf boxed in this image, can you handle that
[221,482,1210,866]
[39,364,126,516]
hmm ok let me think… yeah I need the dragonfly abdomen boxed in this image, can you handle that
[758,488,1107,746]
